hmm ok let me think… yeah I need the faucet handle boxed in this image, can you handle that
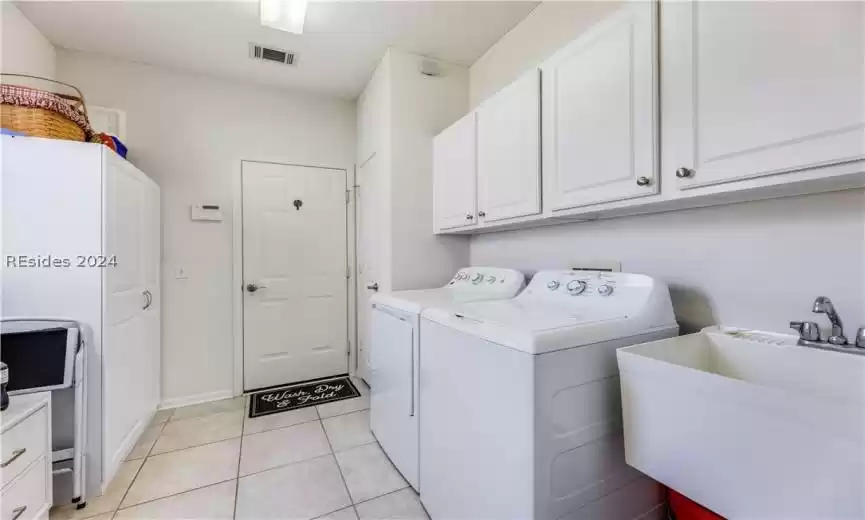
[790,321,821,342]
[855,327,865,349]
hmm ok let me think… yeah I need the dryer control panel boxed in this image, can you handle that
[446,267,526,302]
[519,270,673,320]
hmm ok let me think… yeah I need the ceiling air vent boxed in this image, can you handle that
[250,44,296,66]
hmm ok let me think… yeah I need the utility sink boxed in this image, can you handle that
[617,326,865,519]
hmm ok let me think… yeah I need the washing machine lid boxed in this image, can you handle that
[368,267,527,315]
[371,289,455,315]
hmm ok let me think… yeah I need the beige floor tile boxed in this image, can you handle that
[239,420,331,476]
[244,406,319,435]
[50,459,144,520]
[150,409,243,454]
[170,396,245,421]
[235,455,351,520]
[315,506,359,520]
[355,489,428,520]
[151,409,173,425]
[121,438,240,507]
[126,423,165,461]
[335,444,407,504]
[114,480,236,520]
[322,410,375,452]
[50,513,114,520]
[316,395,370,419]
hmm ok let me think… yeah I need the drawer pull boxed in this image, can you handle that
[1,448,26,468]
[11,506,27,520]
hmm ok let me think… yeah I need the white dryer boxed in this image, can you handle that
[369,267,526,491]
[419,270,679,520]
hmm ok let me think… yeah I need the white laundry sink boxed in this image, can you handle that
[617,326,865,519]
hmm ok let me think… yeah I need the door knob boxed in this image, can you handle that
[366,282,379,292]
[246,283,266,293]
[676,167,695,179]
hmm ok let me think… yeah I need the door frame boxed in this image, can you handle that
[232,159,356,396]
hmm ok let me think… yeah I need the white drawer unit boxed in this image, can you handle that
[1,393,52,520]
[1,406,48,488]
[1,457,50,520]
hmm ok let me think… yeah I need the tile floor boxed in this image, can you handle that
[51,380,429,520]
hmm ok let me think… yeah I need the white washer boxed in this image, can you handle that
[419,270,679,520]
[369,267,526,491]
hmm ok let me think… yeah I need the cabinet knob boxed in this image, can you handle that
[465,214,474,220]
[676,167,695,179]
[636,176,651,186]
[478,211,486,218]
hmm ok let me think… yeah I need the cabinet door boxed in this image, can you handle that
[543,2,658,210]
[141,180,161,414]
[102,158,150,482]
[664,1,864,190]
[433,112,477,231]
[476,69,541,223]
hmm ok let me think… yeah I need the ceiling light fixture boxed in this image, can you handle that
[260,0,308,35]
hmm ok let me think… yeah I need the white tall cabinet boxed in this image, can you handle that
[1,136,161,499]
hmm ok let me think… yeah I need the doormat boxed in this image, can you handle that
[248,376,360,418]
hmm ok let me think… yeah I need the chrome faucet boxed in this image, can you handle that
[790,296,864,356]
[812,296,847,345]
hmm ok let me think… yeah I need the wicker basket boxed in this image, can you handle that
[1,74,92,141]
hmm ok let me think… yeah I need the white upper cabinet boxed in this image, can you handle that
[542,2,658,211]
[476,68,541,223]
[664,0,864,190]
[433,112,477,231]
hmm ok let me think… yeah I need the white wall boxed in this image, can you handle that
[57,49,356,406]
[470,1,621,108]
[388,49,470,290]
[357,49,470,293]
[0,3,56,78]
[469,1,865,334]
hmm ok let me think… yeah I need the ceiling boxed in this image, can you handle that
[20,1,538,99]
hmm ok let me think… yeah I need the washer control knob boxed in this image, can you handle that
[547,280,560,291]
[486,276,496,284]
[566,280,587,295]
[471,273,484,284]
[597,284,614,296]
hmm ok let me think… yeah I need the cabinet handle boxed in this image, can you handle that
[478,211,486,218]
[11,506,27,520]
[636,176,651,187]
[676,167,695,179]
[1,448,26,468]
[142,290,152,310]
[465,214,474,220]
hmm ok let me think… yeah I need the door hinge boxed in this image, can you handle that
[346,266,351,280]
[345,190,350,204]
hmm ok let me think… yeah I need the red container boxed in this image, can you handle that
[668,489,725,520]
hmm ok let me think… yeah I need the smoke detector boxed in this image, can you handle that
[249,44,296,66]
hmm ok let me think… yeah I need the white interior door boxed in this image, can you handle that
[543,2,658,210]
[242,162,348,390]
[356,153,386,383]
[103,160,151,481]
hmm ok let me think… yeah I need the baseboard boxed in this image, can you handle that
[159,389,235,410]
